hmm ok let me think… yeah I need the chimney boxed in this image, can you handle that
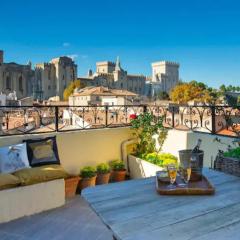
[0,50,3,64]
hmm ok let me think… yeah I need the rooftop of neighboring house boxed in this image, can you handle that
[71,86,137,97]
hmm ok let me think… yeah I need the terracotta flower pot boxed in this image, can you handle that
[79,176,96,190]
[65,176,80,198]
[111,170,127,182]
[96,172,111,185]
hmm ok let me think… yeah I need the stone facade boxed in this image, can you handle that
[69,86,137,106]
[0,50,34,100]
[0,50,180,102]
[78,57,146,95]
[79,58,179,98]
[34,56,77,100]
[150,61,179,96]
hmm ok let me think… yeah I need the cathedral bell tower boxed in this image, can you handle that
[113,56,122,81]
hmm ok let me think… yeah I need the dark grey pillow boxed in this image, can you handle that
[25,136,60,167]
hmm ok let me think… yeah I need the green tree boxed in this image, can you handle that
[157,91,169,100]
[226,85,233,92]
[219,84,227,93]
[189,80,207,90]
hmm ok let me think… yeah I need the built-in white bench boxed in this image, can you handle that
[0,179,65,224]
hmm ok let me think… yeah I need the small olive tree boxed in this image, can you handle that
[130,112,168,158]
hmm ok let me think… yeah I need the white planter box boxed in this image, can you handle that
[128,155,163,179]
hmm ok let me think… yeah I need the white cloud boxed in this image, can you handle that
[63,42,70,47]
[80,55,88,59]
[67,54,78,60]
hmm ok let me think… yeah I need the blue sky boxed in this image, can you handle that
[1,0,240,88]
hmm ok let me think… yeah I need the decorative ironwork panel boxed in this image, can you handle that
[0,105,239,138]
[0,106,56,136]
[214,106,240,137]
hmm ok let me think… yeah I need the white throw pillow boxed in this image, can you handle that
[0,142,30,173]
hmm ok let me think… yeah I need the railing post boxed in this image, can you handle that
[105,105,108,127]
[55,106,59,132]
[171,106,175,128]
[143,105,147,113]
[190,106,193,130]
[6,111,9,130]
[211,106,216,134]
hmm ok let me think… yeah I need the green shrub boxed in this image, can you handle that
[110,160,125,171]
[223,147,240,159]
[96,163,110,174]
[131,112,168,157]
[80,166,96,178]
[144,152,178,167]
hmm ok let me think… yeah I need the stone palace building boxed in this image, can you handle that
[79,57,180,97]
[78,57,146,95]
[0,50,77,101]
[146,61,180,96]
[0,50,34,100]
[0,50,179,101]
[34,56,77,100]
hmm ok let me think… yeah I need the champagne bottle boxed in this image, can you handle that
[192,139,202,153]
[190,139,203,181]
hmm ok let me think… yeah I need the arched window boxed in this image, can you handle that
[6,76,11,90]
[19,76,23,91]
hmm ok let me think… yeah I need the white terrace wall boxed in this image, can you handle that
[158,129,236,167]
[0,127,132,175]
[187,131,236,167]
[0,127,236,173]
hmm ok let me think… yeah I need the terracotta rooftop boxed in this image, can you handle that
[71,86,137,97]
[217,125,240,137]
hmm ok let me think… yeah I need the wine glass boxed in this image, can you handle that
[178,158,191,187]
[167,164,177,189]
[181,161,192,185]
[183,165,191,184]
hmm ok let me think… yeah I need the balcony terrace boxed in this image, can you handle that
[0,104,239,239]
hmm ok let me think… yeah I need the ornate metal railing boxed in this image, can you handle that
[0,105,239,138]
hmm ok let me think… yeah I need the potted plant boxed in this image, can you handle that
[96,163,111,185]
[65,175,81,198]
[128,112,171,178]
[79,166,97,190]
[110,160,127,182]
[214,137,240,176]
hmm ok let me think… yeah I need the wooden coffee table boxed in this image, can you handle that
[82,168,240,240]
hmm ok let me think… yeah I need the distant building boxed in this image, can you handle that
[146,61,180,97]
[0,50,180,102]
[34,56,77,100]
[79,58,179,98]
[0,50,34,99]
[225,91,240,105]
[78,57,146,95]
[0,91,18,106]
[69,86,137,106]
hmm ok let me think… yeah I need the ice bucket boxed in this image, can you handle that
[179,149,204,181]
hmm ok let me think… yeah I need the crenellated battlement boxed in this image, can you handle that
[152,61,180,67]
[96,61,116,66]
[35,62,52,69]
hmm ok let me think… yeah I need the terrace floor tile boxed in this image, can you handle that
[0,196,113,240]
